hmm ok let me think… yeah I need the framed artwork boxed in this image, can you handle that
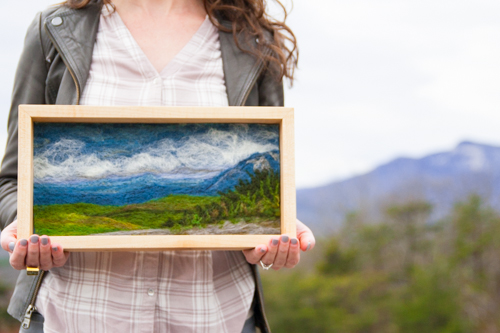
[17,105,295,251]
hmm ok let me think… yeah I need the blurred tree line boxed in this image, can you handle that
[263,195,500,332]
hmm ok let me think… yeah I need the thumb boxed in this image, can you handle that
[296,219,316,252]
[1,220,18,253]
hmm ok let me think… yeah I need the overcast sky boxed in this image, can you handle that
[1,1,499,188]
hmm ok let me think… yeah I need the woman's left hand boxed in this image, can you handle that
[242,219,315,270]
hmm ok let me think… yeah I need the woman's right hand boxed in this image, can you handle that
[1,220,69,271]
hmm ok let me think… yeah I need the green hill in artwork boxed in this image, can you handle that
[34,170,281,236]
[34,195,220,236]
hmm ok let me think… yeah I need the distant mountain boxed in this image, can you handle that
[297,142,500,234]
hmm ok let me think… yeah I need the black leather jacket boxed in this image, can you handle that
[1,2,283,332]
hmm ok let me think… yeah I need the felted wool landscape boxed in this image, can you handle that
[33,123,281,236]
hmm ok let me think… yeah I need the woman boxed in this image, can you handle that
[0,0,315,332]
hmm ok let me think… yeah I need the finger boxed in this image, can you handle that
[9,239,28,270]
[260,237,279,267]
[272,235,290,270]
[26,235,41,268]
[39,236,52,271]
[243,245,268,265]
[51,244,70,267]
[285,238,300,268]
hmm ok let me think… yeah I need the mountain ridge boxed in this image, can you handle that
[297,141,500,234]
[205,150,280,194]
[34,150,281,206]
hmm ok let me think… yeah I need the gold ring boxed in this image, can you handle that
[26,267,40,276]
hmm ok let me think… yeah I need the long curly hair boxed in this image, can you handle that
[65,0,298,84]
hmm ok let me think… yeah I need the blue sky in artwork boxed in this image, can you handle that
[33,123,279,183]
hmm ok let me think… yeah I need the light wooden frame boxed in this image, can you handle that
[18,105,295,251]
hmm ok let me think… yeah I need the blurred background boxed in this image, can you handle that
[1,0,500,332]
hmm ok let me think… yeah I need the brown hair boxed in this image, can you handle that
[65,0,298,84]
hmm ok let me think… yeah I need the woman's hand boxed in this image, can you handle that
[243,219,315,270]
[0,220,69,271]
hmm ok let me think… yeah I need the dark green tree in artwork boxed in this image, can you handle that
[186,169,280,225]
[219,169,281,218]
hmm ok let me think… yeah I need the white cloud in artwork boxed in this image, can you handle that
[33,127,279,182]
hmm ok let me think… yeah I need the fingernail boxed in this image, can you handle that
[30,235,39,244]
[272,239,279,246]
[52,246,58,251]
[282,235,289,243]
[41,237,48,245]
[306,242,311,251]
[20,239,28,246]
[291,238,298,245]
[260,248,266,253]
[8,242,15,251]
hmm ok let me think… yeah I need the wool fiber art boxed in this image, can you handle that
[33,123,281,236]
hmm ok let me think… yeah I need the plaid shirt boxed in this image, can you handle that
[35,9,255,333]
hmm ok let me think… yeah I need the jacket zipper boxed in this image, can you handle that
[21,271,45,329]
[44,23,81,105]
[19,16,77,331]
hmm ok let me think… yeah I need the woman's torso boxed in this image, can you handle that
[35,9,255,333]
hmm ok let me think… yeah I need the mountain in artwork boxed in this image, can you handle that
[33,123,281,206]
[297,141,500,234]
[34,150,280,206]
[205,150,280,193]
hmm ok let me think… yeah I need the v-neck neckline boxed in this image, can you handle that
[111,10,211,79]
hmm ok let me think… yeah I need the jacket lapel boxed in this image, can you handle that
[218,28,262,106]
[44,3,101,104]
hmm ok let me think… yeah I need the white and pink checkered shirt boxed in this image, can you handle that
[35,8,255,333]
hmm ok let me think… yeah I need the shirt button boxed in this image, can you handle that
[147,288,155,296]
[51,17,63,26]
[153,78,160,85]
